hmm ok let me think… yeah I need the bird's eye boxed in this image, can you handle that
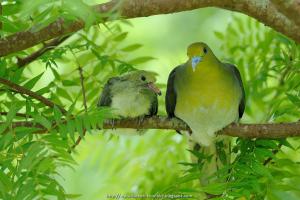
[141,75,146,81]
[203,47,208,54]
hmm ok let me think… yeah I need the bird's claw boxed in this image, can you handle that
[109,119,115,129]
[137,116,145,131]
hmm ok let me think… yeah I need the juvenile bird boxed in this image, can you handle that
[98,70,161,119]
[165,42,245,182]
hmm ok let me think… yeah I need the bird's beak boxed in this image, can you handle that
[147,82,161,96]
[191,56,203,72]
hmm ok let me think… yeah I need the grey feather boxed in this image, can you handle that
[223,63,245,119]
[97,77,120,107]
[165,65,181,118]
[148,95,158,116]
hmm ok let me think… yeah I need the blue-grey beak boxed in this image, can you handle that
[191,56,203,71]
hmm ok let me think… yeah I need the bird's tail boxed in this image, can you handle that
[189,135,231,186]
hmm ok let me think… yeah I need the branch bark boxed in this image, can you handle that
[8,116,300,139]
[17,35,70,67]
[0,0,300,57]
[271,0,300,27]
[0,112,30,118]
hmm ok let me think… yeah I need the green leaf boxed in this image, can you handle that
[0,62,7,77]
[65,194,82,199]
[62,80,77,87]
[286,93,300,107]
[129,56,155,65]
[50,66,60,80]
[58,124,68,138]
[255,140,278,149]
[279,139,295,150]
[75,118,84,138]
[0,171,12,191]
[3,3,22,16]
[67,120,76,142]
[214,31,224,40]
[23,72,44,90]
[201,183,227,195]
[113,32,128,41]
[53,105,63,122]
[252,161,272,178]
[121,44,142,52]
[0,15,20,32]
[254,148,273,161]
[10,67,24,83]
[56,87,73,102]
[32,114,52,130]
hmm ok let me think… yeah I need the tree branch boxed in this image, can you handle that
[0,77,67,114]
[69,65,88,152]
[7,116,300,139]
[17,35,70,67]
[0,112,30,118]
[0,0,300,57]
[271,0,300,27]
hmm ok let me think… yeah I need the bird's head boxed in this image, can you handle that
[187,42,216,72]
[123,70,161,96]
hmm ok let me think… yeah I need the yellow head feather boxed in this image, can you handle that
[186,42,219,72]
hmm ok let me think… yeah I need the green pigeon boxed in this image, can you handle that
[98,70,161,119]
[166,42,245,146]
[165,42,245,183]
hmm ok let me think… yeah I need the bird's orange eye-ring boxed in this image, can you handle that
[141,75,146,81]
[203,47,208,54]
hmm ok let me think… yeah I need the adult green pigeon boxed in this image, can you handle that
[166,42,245,146]
[165,42,245,183]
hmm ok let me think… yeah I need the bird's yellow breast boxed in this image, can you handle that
[174,62,241,146]
[176,63,239,112]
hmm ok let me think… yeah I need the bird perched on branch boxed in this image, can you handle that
[165,42,245,183]
[98,70,161,121]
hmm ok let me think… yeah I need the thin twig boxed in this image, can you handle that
[17,35,70,67]
[0,112,31,118]
[0,77,67,114]
[69,51,88,152]
[78,67,88,112]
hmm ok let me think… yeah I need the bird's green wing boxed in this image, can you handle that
[148,95,158,116]
[165,65,181,118]
[224,63,245,119]
[97,77,120,107]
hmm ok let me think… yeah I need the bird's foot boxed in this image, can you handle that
[136,116,145,131]
[109,119,115,129]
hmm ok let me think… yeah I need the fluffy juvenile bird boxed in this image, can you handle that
[165,42,245,146]
[98,70,161,119]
